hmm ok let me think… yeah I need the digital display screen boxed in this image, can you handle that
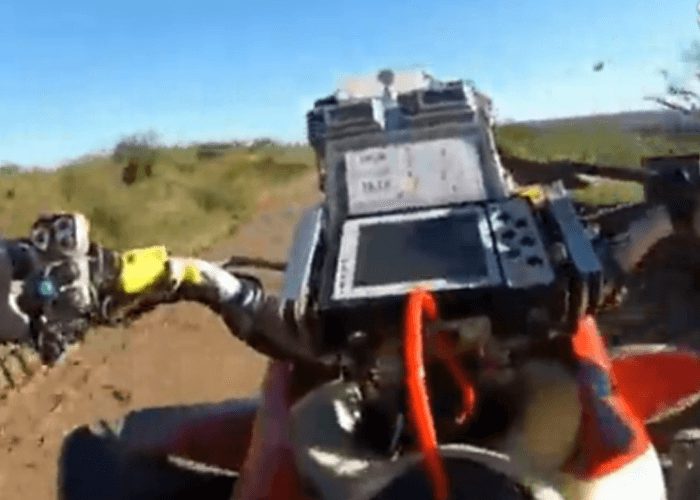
[352,213,489,287]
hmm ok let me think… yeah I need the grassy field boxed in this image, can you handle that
[1,124,697,252]
[495,123,700,205]
[0,144,314,254]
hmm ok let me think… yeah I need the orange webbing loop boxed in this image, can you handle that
[404,288,449,500]
[433,332,477,425]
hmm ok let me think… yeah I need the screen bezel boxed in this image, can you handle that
[332,205,502,301]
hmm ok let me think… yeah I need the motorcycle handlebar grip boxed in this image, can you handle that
[161,257,325,366]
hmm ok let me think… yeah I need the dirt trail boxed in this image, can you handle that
[0,171,321,499]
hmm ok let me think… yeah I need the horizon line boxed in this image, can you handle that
[3,106,689,170]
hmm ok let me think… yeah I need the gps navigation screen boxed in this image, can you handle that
[352,212,490,287]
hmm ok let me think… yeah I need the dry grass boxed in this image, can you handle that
[2,123,696,253]
[495,123,700,204]
[0,144,314,254]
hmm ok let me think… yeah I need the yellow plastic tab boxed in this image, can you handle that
[119,246,170,295]
[516,184,546,206]
[181,261,203,285]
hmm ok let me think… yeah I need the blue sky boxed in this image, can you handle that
[1,0,699,167]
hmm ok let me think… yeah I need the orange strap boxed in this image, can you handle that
[404,288,478,500]
[404,289,448,500]
[433,332,477,425]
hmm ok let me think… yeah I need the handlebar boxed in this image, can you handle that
[8,202,690,367]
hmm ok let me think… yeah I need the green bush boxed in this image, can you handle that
[113,131,160,185]
[89,205,126,247]
[0,163,21,175]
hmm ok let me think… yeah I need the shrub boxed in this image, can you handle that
[113,131,159,185]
